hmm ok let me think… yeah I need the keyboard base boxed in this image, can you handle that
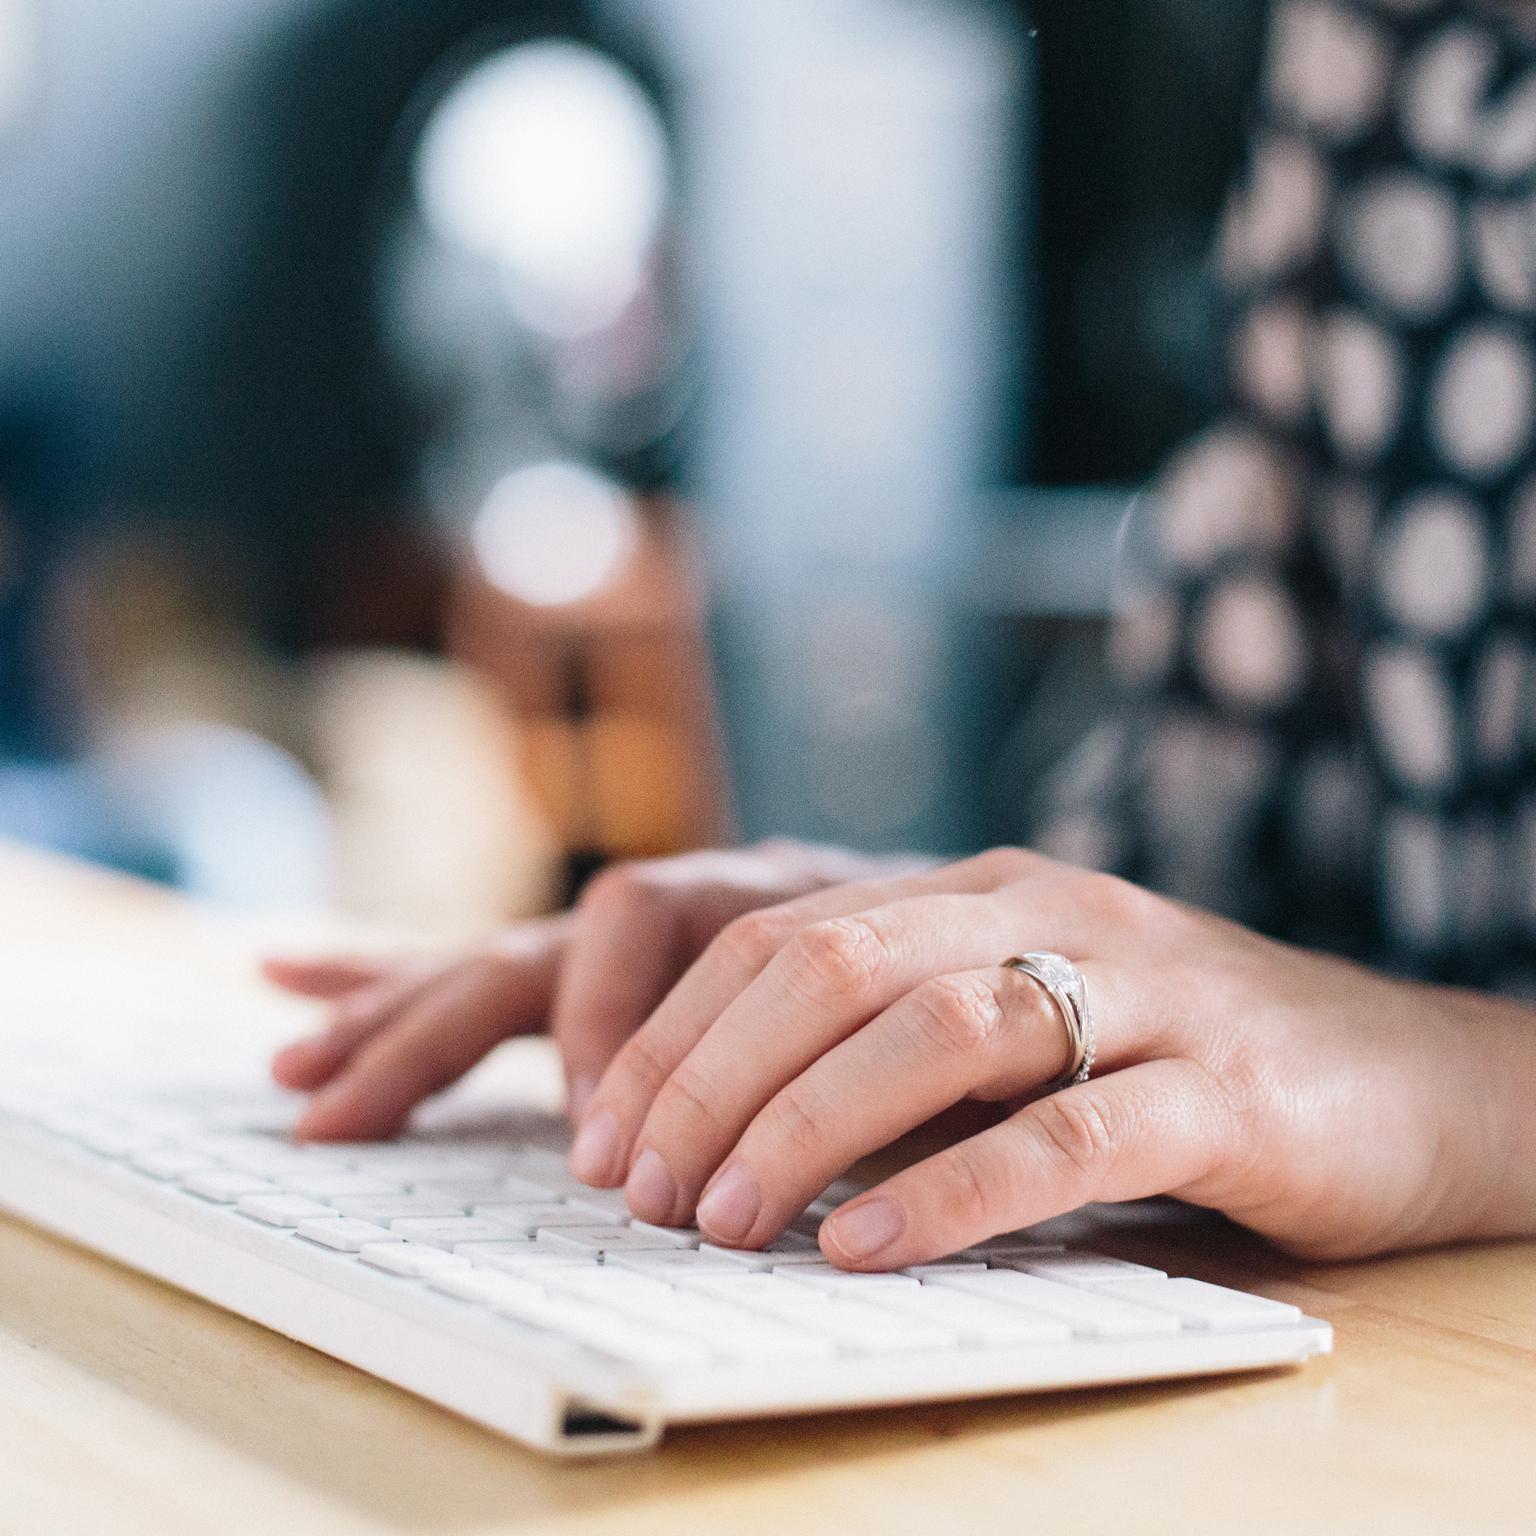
[0,1125,663,1457]
[0,1119,1332,1457]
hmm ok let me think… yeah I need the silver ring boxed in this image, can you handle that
[1003,952,1095,1093]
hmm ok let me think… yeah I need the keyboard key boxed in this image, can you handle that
[929,1271,1181,1338]
[498,1154,596,1199]
[429,1269,550,1307]
[604,1291,837,1362]
[237,1193,338,1227]
[449,1239,543,1259]
[995,1252,1167,1286]
[1097,1277,1303,1331]
[470,1202,603,1234]
[130,1147,218,1181]
[724,1284,956,1353]
[346,1155,496,1184]
[459,1249,590,1276]
[197,1101,301,1136]
[220,1149,339,1178]
[514,1299,713,1370]
[679,1272,833,1313]
[773,1264,921,1294]
[609,1249,746,1277]
[359,1242,472,1278]
[540,1270,677,1304]
[536,1225,686,1257]
[864,1286,1073,1346]
[297,1217,403,1253]
[697,1243,827,1271]
[388,1217,520,1249]
[623,1221,700,1248]
[413,1177,550,1206]
[330,1194,467,1222]
[184,1133,288,1158]
[901,1262,989,1279]
[186,1137,327,1177]
[561,1188,632,1221]
[429,1261,704,1369]
[77,1125,167,1157]
[813,1301,959,1354]
[281,1171,405,1199]
[667,1272,789,1296]
[181,1170,281,1203]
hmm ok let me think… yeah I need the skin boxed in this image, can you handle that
[269,841,1536,1270]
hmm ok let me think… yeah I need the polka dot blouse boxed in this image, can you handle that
[1035,0,1536,993]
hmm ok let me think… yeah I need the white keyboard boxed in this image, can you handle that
[0,959,1331,1457]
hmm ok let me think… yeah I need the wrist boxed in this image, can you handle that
[1442,991,1536,1243]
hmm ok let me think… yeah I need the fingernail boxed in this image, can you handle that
[828,1198,905,1261]
[625,1148,679,1223]
[567,1075,599,1125]
[570,1109,621,1185]
[696,1163,761,1245]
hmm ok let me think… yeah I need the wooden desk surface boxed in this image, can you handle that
[0,847,1531,1535]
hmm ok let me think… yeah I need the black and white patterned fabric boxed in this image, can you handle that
[1036,0,1536,991]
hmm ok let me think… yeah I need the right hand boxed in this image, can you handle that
[267,841,931,1141]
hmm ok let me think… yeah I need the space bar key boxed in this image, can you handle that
[926,1270,1182,1337]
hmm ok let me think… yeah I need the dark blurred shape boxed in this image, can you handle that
[1027,0,1268,484]
[0,0,600,646]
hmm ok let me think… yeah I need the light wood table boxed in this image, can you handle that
[0,846,1531,1535]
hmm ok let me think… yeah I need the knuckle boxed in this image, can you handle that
[716,907,796,972]
[910,974,1007,1057]
[608,1027,677,1099]
[760,1085,831,1159]
[783,916,890,1000]
[653,1059,724,1131]
[578,860,661,915]
[1031,1091,1121,1183]
[1076,870,1164,928]
[331,986,398,1037]
[968,846,1036,884]
[934,1144,1002,1229]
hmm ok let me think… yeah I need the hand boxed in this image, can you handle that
[570,847,1536,1265]
[267,841,933,1140]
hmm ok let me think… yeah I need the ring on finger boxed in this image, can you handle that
[1003,952,1095,1092]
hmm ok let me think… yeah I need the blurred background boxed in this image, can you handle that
[0,0,1265,939]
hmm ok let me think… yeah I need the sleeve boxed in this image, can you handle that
[1027,119,1377,947]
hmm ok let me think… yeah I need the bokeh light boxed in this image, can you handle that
[414,41,669,338]
[472,460,639,607]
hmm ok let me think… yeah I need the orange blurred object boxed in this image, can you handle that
[448,495,733,878]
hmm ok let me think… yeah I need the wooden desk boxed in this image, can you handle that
[0,847,1531,1535]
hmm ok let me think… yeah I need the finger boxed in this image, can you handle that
[620,883,1095,1226]
[294,936,558,1140]
[572,850,1048,1190]
[262,954,393,999]
[695,962,1151,1248]
[549,859,773,1126]
[270,965,439,1091]
[820,1058,1236,1270]
[553,848,929,1129]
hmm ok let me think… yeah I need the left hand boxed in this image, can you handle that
[573,848,1536,1266]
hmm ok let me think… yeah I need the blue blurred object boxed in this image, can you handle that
[0,0,601,882]
[649,0,1034,853]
